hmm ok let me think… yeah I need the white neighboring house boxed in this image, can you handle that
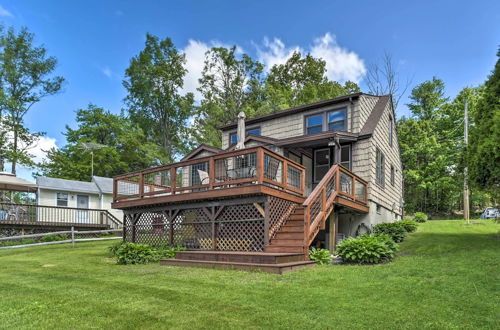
[36,176,123,221]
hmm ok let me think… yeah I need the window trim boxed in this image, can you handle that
[56,192,68,207]
[389,115,394,147]
[305,113,324,135]
[390,164,395,186]
[376,147,385,188]
[304,106,348,135]
[228,126,261,145]
[327,108,347,132]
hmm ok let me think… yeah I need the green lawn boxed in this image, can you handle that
[0,220,498,329]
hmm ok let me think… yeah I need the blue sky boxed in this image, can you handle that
[1,0,499,180]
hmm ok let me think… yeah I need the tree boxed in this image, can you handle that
[365,52,411,109]
[196,46,265,147]
[469,49,500,197]
[263,52,360,111]
[407,77,448,120]
[0,27,64,174]
[123,34,195,162]
[38,105,164,181]
[398,78,458,214]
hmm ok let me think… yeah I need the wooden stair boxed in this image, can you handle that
[161,251,315,274]
[265,206,308,255]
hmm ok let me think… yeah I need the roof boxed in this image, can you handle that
[92,176,113,194]
[218,92,369,131]
[0,172,37,192]
[359,95,392,136]
[36,176,114,195]
[226,134,280,150]
[181,144,223,161]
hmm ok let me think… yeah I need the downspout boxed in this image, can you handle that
[334,135,341,165]
[349,96,354,132]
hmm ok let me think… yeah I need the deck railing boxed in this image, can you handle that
[303,165,368,247]
[113,146,306,203]
[0,202,122,229]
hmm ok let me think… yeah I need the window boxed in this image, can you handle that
[389,115,394,147]
[390,165,395,186]
[229,127,261,145]
[56,192,68,207]
[376,204,382,215]
[328,109,347,131]
[305,114,323,135]
[340,145,351,170]
[314,148,330,182]
[376,148,385,187]
[305,108,348,135]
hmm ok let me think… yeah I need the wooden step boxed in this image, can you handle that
[174,251,304,264]
[270,238,304,245]
[265,245,305,253]
[285,219,305,226]
[274,232,304,239]
[288,214,305,220]
[160,258,315,274]
[280,225,304,232]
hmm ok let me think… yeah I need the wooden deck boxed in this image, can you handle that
[112,146,369,272]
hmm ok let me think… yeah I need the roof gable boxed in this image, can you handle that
[181,144,222,161]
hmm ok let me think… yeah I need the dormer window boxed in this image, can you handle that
[305,108,347,135]
[229,127,261,145]
[328,109,347,131]
[305,114,323,134]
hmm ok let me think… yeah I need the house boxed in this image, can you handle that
[37,176,123,221]
[112,92,403,273]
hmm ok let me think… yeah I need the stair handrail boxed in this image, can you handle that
[302,165,340,248]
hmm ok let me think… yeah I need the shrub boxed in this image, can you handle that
[373,222,407,242]
[114,243,159,265]
[157,246,187,259]
[108,241,124,257]
[309,248,332,265]
[399,219,418,233]
[414,212,428,223]
[336,234,398,264]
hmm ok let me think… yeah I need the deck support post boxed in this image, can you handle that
[264,198,270,246]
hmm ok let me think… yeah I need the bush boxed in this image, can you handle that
[414,212,428,223]
[373,222,407,242]
[108,241,124,257]
[114,243,159,265]
[157,246,187,259]
[399,219,418,233]
[309,248,332,265]
[336,234,398,264]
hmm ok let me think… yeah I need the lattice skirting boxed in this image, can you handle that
[123,197,268,252]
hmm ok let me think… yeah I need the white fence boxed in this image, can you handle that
[0,228,122,250]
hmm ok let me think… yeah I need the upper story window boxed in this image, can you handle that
[229,127,261,145]
[328,109,347,131]
[390,165,395,186]
[56,192,68,207]
[305,114,323,135]
[376,148,385,188]
[305,108,347,135]
[389,115,394,147]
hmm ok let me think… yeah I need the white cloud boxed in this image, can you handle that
[4,136,57,182]
[255,33,366,83]
[0,5,13,17]
[181,40,246,102]
[181,40,210,101]
[101,66,113,79]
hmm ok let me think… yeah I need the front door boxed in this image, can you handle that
[76,195,89,223]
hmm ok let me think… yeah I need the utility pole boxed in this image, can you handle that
[464,99,470,223]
